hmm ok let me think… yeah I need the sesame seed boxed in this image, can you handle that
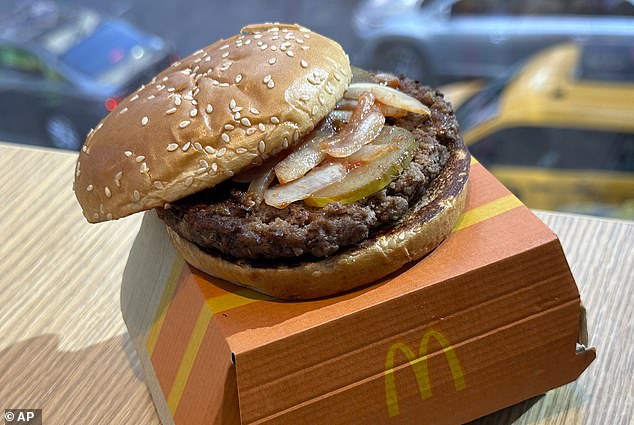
[283,138,289,149]
[119,107,128,114]
[82,145,87,153]
[312,105,319,115]
[183,93,193,101]
[153,181,164,189]
[258,140,266,153]
[185,176,194,186]
[104,186,112,198]
[133,190,141,201]
[211,163,218,172]
[86,184,93,192]
[263,75,271,83]
[219,82,229,87]
[206,104,213,113]
[246,127,256,135]
[245,39,251,45]
[217,148,227,157]
[224,170,234,177]
[233,111,241,119]
[99,203,105,214]
[221,133,230,143]
[194,142,203,151]
[241,117,252,126]
[258,123,266,131]
[205,56,211,62]
[174,95,182,106]
[141,116,149,126]
[236,148,247,154]
[219,44,229,50]
[254,34,263,39]
[260,44,268,50]
[166,107,177,115]
[124,151,133,157]
[300,60,308,68]
[136,155,145,163]
[167,143,179,151]
[296,38,304,44]
[167,87,175,92]
[212,80,219,86]
[194,57,202,63]
[257,41,263,46]
[301,45,309,50]
[182,142,191,151]
[179,120,191,128]
[230,99,236,109]
[271,45,277,51]
[204,146,216,154]
[271,116,280,124]
[235,74,243,83]
[268,57,276,65]
[190,109,198,118]
[299,94,310,101]
[130,94,139,102]
[199,159,209,168]
[267,80,275,89]
[114,179,121,188]
[195,167,207,174]
[249,107,260,115]
[334,72,342,81]
[224,124,235,130]
[319,94,325,105]
[140,162,149,173]
[221,51,229,59]
[233,106,243,112]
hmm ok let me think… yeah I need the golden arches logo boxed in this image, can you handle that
[384,330,466,417]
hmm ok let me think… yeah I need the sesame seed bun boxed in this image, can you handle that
[73,23,352,223]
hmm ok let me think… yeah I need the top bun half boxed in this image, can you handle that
[73,23,352,223]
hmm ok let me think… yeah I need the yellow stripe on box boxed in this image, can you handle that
[166,305,213,415]
[453,194,522,233]
[470,156,479,166]
[146,255,185,356]
[206,288,274,313]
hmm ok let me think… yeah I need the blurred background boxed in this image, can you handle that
[0,0,632,218]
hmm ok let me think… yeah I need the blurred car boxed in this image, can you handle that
[446,41,634,218]
[0,1,176,149]
[353,0,634,84]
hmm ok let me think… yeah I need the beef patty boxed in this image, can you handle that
[158,75,460,260]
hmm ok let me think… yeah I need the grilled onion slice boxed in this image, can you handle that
[264,162,347,209]
[306,126,417,207]
[321,92,385,158]
[344,83,431,116]
[274,121,336,184]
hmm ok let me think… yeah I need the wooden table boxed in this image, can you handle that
[0,142,632,425]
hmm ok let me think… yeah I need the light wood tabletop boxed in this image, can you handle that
[0,142,632,425]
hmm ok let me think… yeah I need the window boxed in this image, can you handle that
[470,126,634,171]
[450,0,509,16]
[0,46,45,78]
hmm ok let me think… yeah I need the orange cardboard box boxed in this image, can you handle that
[121,159,595,425]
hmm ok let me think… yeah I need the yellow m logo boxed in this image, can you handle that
[384,330,466,417]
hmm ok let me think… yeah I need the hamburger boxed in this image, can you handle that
[73,23,469,300]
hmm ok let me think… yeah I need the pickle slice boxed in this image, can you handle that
[305,126,417,207]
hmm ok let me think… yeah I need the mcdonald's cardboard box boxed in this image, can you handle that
[120,159,596,425]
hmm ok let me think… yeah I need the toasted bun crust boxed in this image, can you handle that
[74,23,352,223]
[165,140,470,300]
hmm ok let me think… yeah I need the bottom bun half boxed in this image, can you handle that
[166,147,470,300]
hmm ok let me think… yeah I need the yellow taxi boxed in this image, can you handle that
[442,41,634,218]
